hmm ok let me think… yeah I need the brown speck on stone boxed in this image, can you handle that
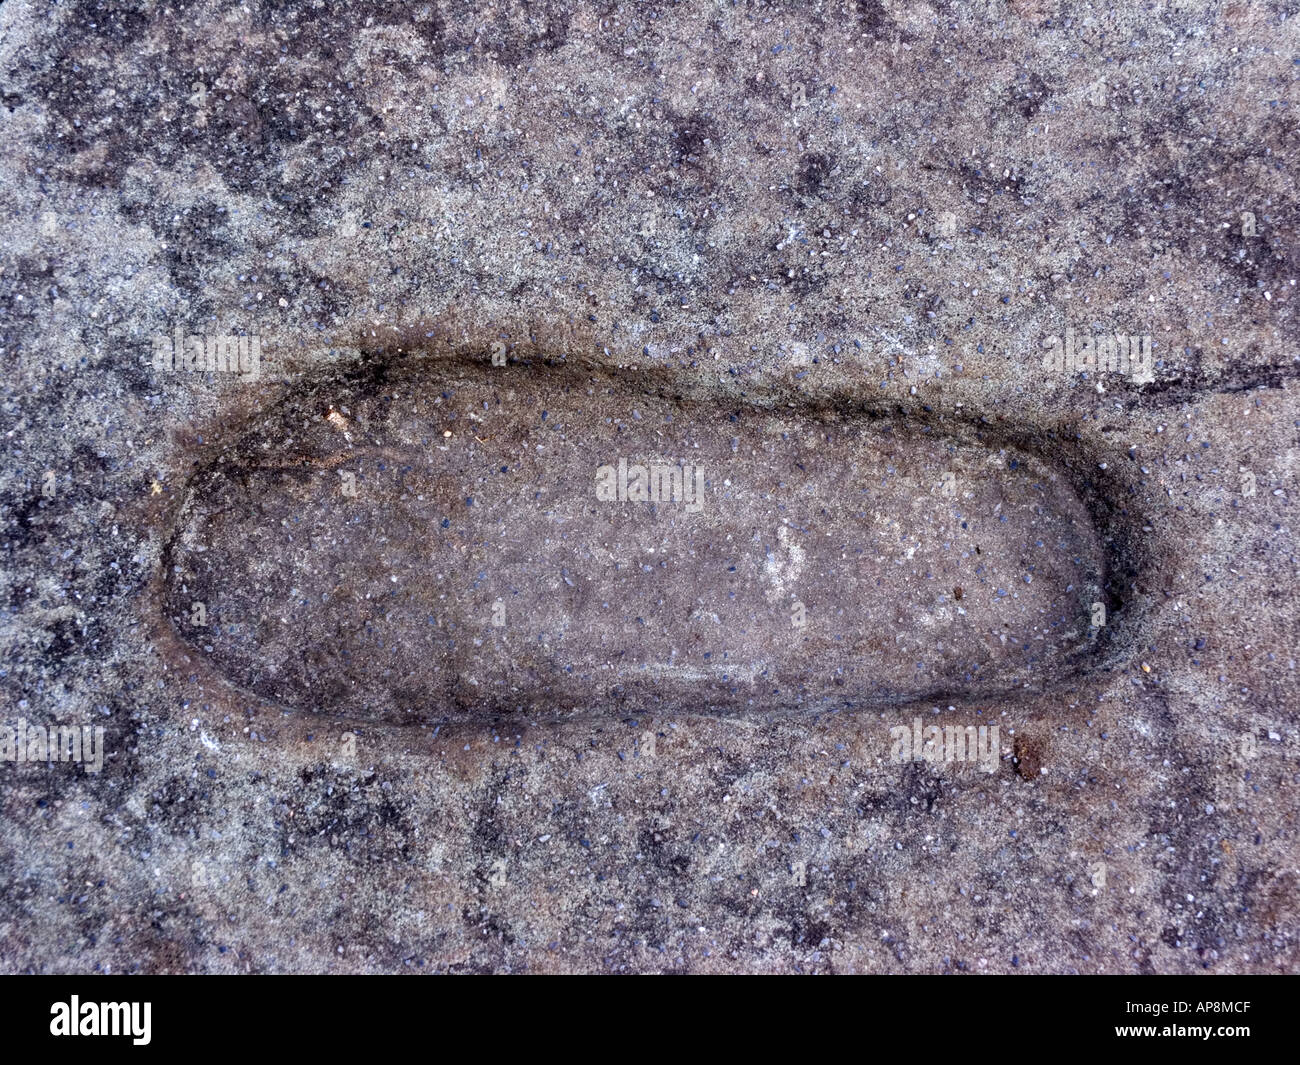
[1014,732,1047,781]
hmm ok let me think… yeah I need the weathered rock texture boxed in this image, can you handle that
[0,0,1297,972]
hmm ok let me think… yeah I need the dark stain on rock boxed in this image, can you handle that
[1009,71,1051,119]
[797,152,836,201]
[855,0,893,39]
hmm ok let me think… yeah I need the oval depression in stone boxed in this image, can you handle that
[162,359,1106,722]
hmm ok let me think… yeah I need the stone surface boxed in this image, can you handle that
[0,0,1297,972]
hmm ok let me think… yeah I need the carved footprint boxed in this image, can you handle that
[161,357,1114,723]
